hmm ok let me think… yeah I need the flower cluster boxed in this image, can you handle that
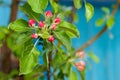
[75,51,86,71]
[28,10,61,42]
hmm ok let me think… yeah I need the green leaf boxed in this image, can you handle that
[85,3,94,22]
[52,47,67,68]
[20,3,40,21]
[0,31,5,40]
[0,27,9,40]
[101,7,110,14]
[20,39,40,75]
[73,0,82,9]
[54,31,72,52]
[20,48,40,75]
[49,0,59,13]
[7,33,31,58]
[107,16,115,28]
[69,69,78,80]
[58,21,80,38]
[28,0,48,14]
[8,19,30,32]
[0,41,3,47]
[88,52,99,63]
[41,30,50,39]
[95,18,105,26]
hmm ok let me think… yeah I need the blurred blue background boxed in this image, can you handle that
[0,0,120,80]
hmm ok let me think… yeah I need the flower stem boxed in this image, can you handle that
[47,51,52,80]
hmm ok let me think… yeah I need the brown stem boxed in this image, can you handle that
[76,2,119,52]
[9,0,20,22]
[47,52,52,80]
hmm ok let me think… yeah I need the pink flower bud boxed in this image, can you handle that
[51,24,56,30]
[29,19,35,26]
[78,66,84,71]
[54,18,61,24]
[31,33,38,39]
[80,61,86,67]
[45,10,53,17]
[75,51,84,58]
[38,21,44,28]
[75,62,80,66]
[48,35,54,42]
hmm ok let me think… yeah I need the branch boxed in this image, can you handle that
[9,0,20,22]
[76,2,119,52]
[47,51,52,80]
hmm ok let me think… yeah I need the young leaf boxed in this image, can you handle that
[107,16,115,29]
[58,21,80,38]
[28,0,48,14]
[69,69,78,80]
[88,52,99,63]
[101,7,110,14]
[73,0,82,9]
[49,0,59,13]
[20,3,40,21]
[95,18,105,27]
[54,31,72,52]
[85,3,94,22]
[8,19,30,32]
[20,39,40,75]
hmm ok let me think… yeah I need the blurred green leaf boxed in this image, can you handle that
[52,47,67,68]
[49,0,59,13]
[7,33,31,57]
[73,0,82,9]
[58,21,80,38]
[95,18,105,26]
[8,19,30,32]
[28,0,48,14]
[85,3,94,22]
[107,16,115,28]
[69,69,78,80]
[101,7,110,14]
[0,31,5,40]
[54,31,72,52]
[0,27,9,40]
[88,52,99,63]
[0,42,2,47]
[20,3,40,21]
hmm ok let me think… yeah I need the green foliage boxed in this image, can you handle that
[0,69,18,80]
[49,0,59,13]
[69,69,78,80]
[73,0,82,9]
[54,31,72,53]
[20,39,40,75]
[96,7,114,28]
[95,18,105,26]
[20,3,40,21]
[28,0,48,14]
[88,52,99,63]
[101,7,110,14]
[6,0,89,79]
[8,19,30,32]
[85,3,94,22]
[58,21,80,38]
[107,16,115,28]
